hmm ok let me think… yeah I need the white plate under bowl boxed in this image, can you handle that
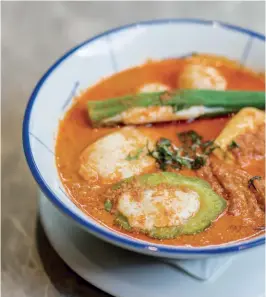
[23,19,265,259]
[39,192,265,297]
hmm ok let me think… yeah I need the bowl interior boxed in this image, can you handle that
[23,20,265,256]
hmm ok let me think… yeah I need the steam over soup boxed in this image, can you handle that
[56,54,265,247]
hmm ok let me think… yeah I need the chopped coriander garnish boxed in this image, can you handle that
[104,200,113,212]
[177,130,202,146]
[202,140,219,155]
[175,155,192,169]
[148,139,174,170]
[148,130,215,171]
[157,138,171,147]
[191,156,206,170]
[126,148,143,161]
[248,176,262,191]
[201,140,214,149]
[229,140,239,150]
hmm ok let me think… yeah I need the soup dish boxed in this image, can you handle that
[23,19,265,259]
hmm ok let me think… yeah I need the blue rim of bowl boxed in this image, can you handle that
[23,18,265,255]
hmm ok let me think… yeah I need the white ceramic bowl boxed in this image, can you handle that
[23,19,265,259]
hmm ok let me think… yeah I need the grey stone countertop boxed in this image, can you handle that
[2,2,265,297]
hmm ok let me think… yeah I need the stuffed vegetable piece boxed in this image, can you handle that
[87,89,265,127]
[79,127,156,184]
[214,107,265,165]
[103,172,227,239]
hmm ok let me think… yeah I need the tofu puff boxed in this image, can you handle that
[102,172,227,239]
[79,127,156,184]
[213,107,265,166]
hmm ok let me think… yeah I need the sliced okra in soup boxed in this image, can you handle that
[102,172,227,239]
[78,127,156,184]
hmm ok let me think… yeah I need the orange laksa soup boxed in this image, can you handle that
[56,54,265,247]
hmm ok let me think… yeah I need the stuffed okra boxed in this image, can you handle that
[87,89,265,127]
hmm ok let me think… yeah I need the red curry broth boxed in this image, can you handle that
[56,55,265,247]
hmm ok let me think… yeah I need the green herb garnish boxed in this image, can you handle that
[178,130,218,155]
[148,138,175,170]
[202,140,219,155]
[104,200,113,212]
[178,130,202,146]
[248,176,262,190]
[201,140,213,150]
[174,155,192,169]
[148,130,215,171]
[157,138,171,147]
[190,156,206,169]
[126,148,143,161]
[229,140,239,150]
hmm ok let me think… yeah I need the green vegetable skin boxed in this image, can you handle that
[110,172,227,239]
[87,89,265,127]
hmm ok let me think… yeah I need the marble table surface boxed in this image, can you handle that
[2,2,265,297]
